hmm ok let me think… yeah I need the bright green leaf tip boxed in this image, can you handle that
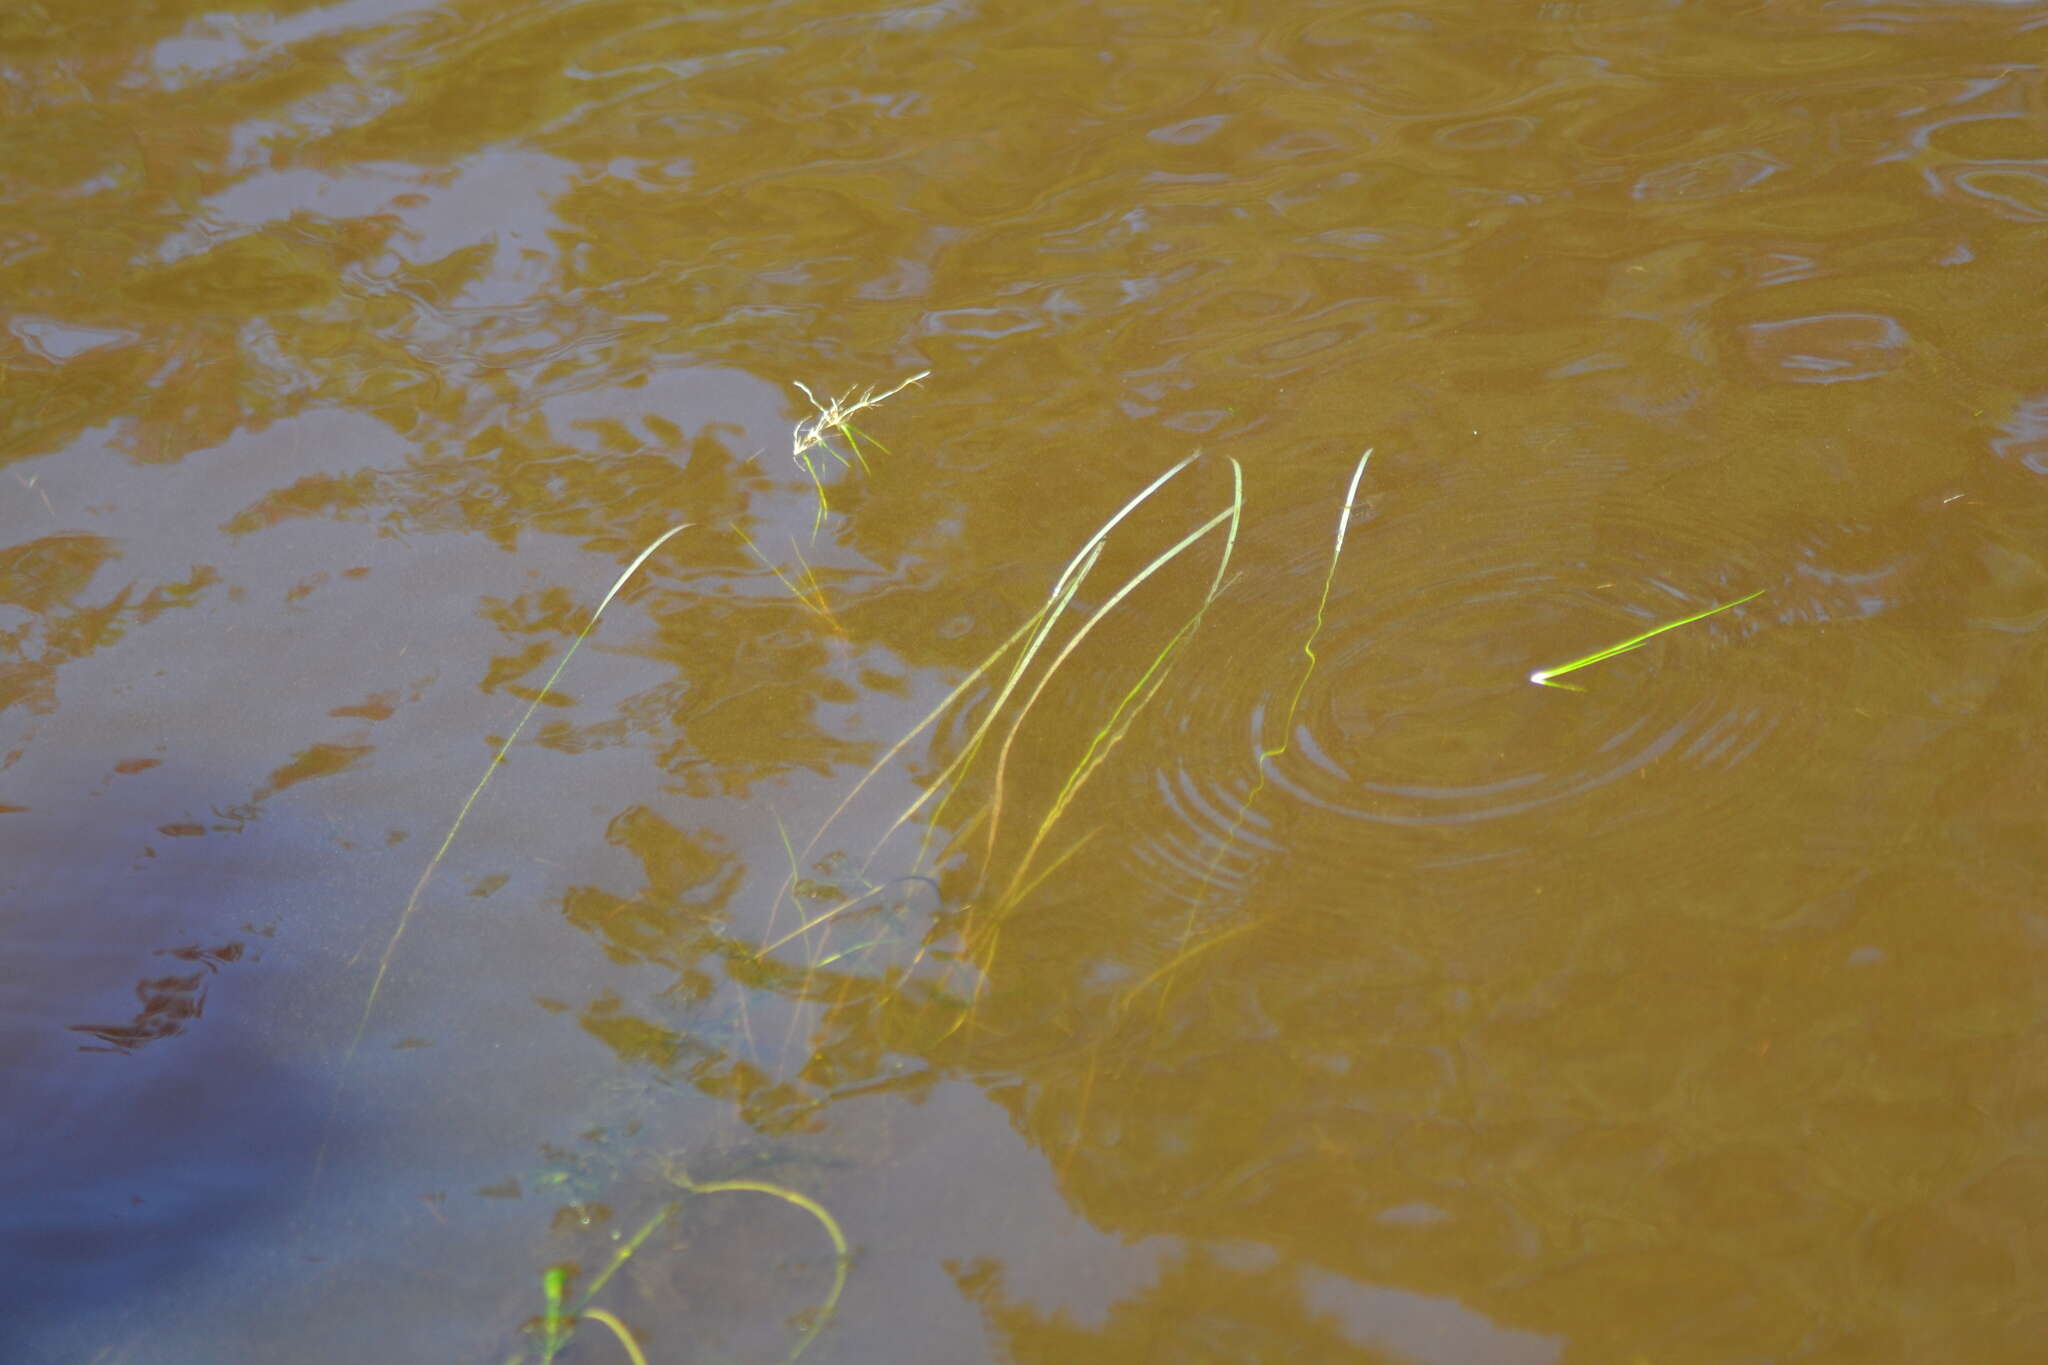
[1529,587,1765,688]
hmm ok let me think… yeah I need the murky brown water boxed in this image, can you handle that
[7,1,2048,1361]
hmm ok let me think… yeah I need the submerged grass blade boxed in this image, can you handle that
[981,499,1241,874]
[356,523,694,1040]
[1528,586,1765,689]
[579,1310,649,1365]
[886,543,1102,874]
[575,1204,677,1311]
[854,451,1205,875]
[1266,450,1371,764]
[999,461,1245,902]
[1135,451,1370,1018]
[671,1171,849,1365]
[312,522,695,1193]
[731,519,837,628]
[798,609,1042,865]
[761,881,889,957]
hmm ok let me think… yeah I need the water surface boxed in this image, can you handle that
[6,1,2048,1361]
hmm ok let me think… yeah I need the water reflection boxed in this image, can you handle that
[7,0,2048,1360]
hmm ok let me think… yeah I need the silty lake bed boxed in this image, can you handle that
[5,0,2048,1361]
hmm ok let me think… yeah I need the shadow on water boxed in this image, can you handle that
[2,1020,333,1365]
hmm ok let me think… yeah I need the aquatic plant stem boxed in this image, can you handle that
[1135,451,1370,1018]
[790,370,930,540]
[530,1203,675,1365]
[579,1310,650,1365]
[310,522,695,1193]
[1528,587,1764,689]
[670,1170,850,1364]
[997,460,1244,906]
[835,452,1203,874]
[981,498,1241,875]
[540,1264,571,1361]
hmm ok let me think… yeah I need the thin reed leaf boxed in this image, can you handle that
[1147,451,1371,1020]
[313,522,695,1193]
[1121,918,1260,1012]
[1264,450,1371,763]
[865,453,1206,872]
[765,810,806,948]
[761,882,888,957]
[361,523,694,1025]
[1004,462,1243,902]
[1529,587,1764,689]
[983,498,1241,874]
[873,542,1101,873]
[575,1203,676,1308]
[731,519,835,625]
[579,1310,650,1365]
[671,1171,849,1365]
[837,423,871,474]
[1006,827,1101,909]
[800,609,1043,863]
[842,422,892,458]
[784,534,838,630]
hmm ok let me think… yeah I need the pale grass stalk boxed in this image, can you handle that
[312,522,695,1194]
[790,370,930,540]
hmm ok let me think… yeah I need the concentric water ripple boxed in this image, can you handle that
[1272,560,1782,831]
[1125,468,1840,897]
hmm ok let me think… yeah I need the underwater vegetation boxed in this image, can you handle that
[337,375,1760,1361]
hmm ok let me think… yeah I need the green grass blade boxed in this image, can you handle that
[579,1310,650,1365]
[1138,451,1369,1018]
[798,608,1043,864]
[1266,449,1370,764]
[989,499,1239,803]
[998,461,1244,906]
[877,542,1102,872]
[986,497,1240,876]
[671,1172,849,1364]
[854,452,1204,872]
[356,522,694,1034]
[312,522,695,1195]
[1529,587,1764,689]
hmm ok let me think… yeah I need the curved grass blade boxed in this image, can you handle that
[1528,586,1764,690]
[839,452,1204,873]
[579,1310,650,1365]
[1267,449,1371,763]
[797,609,1041,868]
[670,1171,850,1365]
[981,500,1241,873]
[1133,451,1369,1018]
[354,522,695,1045]
[998,460,1245,903]
[884,542,1101,874]
[311,522,695,1192]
